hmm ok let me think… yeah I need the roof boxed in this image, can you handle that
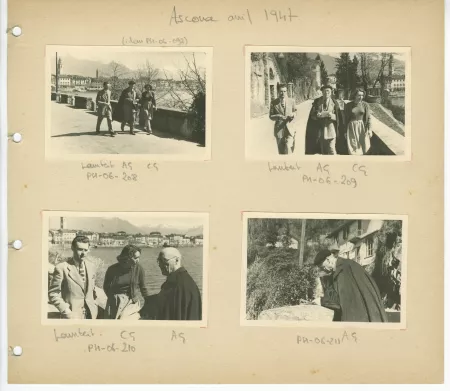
[326,220,355,238]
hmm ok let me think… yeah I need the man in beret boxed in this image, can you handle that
[116,80,139,135]
[305,85,342,155]
[314,249,387,322]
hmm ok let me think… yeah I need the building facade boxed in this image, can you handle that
[326,220,384,266]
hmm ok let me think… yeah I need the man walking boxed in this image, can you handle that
[117,80,138,135]
[95,82,115,137]
[269,84,297,154]
[305,85,342,155]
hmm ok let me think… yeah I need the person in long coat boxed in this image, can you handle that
[115,80,139,135]
[139,84,157,134]
[304,85,343,155]
[156,247,202,321]
[314,249,388,322]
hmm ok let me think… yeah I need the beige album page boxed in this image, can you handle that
[7,0,444,384]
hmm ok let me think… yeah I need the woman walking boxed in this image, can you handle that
[345,88,372,155]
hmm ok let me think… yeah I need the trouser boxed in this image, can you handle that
[320,137,336,155]
[121,121,134,131]
[276,135,295,155]
[96,115,112,131]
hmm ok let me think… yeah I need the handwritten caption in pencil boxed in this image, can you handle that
[52,328,137,354]
[297,330,358,346]
[81,160,159,183]
[267,163,368,188]
[123,36,188,46]
[169,6,299,25]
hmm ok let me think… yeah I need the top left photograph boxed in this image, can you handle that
[45,45,212,160]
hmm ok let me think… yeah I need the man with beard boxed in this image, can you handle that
[155,247,202,321]
[49,236,98,319]
[314,249,388,322]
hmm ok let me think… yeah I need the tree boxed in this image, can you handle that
[101,61,130,100]
[371,52,390,91]
[134,60,160,95]
[319,60,328,86]
[163,53,207,144]
[335,53,352,92]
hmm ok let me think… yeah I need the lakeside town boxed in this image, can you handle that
[48,229,204,248]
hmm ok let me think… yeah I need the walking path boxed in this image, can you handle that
[50,102,205,156]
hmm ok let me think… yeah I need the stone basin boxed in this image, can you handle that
[258,305,334,322]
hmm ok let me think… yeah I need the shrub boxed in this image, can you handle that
[246,247,318,319]
[188,91,206,145]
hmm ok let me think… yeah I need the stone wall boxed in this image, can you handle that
[258,305,334,321]
[53,93,198,142]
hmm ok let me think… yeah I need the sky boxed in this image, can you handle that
[49,46,207,78]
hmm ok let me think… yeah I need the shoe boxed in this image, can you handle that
[130,130,136,135]
[110,131,116,137]
[96,130,100,134]
[146,130,152,135]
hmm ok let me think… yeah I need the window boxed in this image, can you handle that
[366,237,374,257]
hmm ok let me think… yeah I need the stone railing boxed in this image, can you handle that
[51,93,198,142]
[370,127,405,155]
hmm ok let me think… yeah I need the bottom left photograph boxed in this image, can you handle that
[42,211,208,325]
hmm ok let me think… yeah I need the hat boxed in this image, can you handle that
[314,249,332,266]
[329,243,340,253]
[128,80,136,85]
[321,84,334,91]
[144,84,153,89]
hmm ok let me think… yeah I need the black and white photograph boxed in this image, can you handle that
[43,212,208,325]
[242,213,406,327]
[246,47,410,160]
[46,46,212,160]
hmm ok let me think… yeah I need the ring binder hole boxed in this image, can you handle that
[12,133,22,143]
[12,346,22,356]
[11,26,22,37]
[12,240,22,250]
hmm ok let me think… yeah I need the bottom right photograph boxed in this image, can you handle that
[242,213,406,327]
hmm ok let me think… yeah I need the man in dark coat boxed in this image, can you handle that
[156,247,202,321]
[114,80,139,135]
[305,85,343,155]
[314,249,388,322]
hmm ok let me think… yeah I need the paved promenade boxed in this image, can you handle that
[246,100,405,159]
[50,102,205,156]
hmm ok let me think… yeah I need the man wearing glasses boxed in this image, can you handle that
[156,247,202,321]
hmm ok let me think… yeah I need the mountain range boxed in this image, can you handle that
[51,54,135,78]
[50,217,203,236]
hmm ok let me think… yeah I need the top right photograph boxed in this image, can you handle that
[245,47,411,160]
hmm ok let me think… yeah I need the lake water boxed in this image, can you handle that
[52,246,203,295]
